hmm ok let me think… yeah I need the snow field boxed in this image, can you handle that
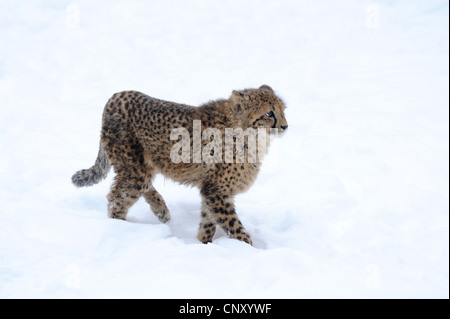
[0,0,448,298]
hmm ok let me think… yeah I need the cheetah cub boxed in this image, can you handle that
[72,85,288,245]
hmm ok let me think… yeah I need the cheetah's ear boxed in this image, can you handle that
[232,90,246,99]
[231,90,249,115]
[231,90,248,104]
[259,85,274,93]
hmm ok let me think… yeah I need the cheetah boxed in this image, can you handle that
[72,85,288,245]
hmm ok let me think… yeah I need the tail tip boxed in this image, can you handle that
[72,169,91,188]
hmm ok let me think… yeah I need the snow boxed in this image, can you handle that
[0,0,448,298]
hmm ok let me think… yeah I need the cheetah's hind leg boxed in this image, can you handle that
[106,160,153,221]
[143,185,171,223]
[107,173,145,220]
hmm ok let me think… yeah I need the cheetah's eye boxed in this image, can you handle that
[265,111,274,118]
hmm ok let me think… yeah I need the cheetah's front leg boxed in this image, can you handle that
[199,191,253,245]
[197,209,217,244]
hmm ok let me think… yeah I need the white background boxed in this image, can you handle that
[0,0,448,298]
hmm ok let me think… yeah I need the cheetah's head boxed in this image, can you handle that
[230,85,288,134]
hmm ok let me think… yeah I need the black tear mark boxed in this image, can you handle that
[272,114,277,128]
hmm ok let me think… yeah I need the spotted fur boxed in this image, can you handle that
[72,85,288,245]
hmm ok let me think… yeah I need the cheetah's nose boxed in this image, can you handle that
[281,125,288,131]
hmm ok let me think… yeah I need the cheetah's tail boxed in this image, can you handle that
[72,142,111,188]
